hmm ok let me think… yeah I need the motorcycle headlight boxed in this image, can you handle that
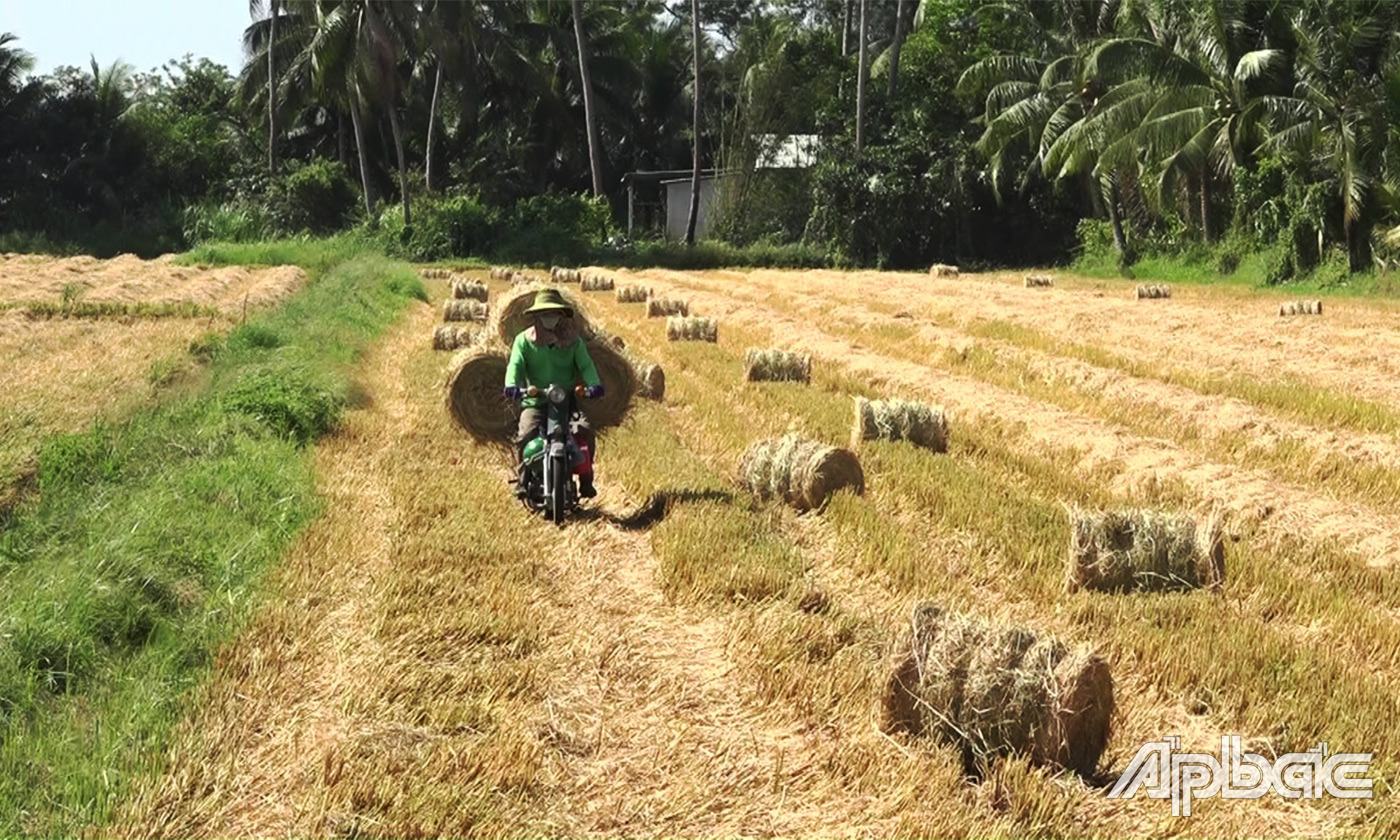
[546,385,566,404]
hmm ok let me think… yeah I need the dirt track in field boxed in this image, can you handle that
[620,267,1400,567]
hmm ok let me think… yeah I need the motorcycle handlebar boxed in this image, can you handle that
[511,385,594,401]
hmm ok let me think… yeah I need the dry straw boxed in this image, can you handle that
[550,266,581,284]
[420,267,452,279]
[738,434,864,512]
[929,263,960,278]
[450,278,488,301]
[579,337,637,430]
[432,324,481,351]
[666,316,718,342]
[444,348,516,446]
[647,297,689,317]
[615,284,651,303]
[744,348,812,383]
[489,283,593,346]
[442,299,488,322]
[1024,274,1054,288]
[1135,284,1172,299]
[1279,299,1323,316]
[488,266,513,281]
[1066,507,1224,592]
[882,602,1114,776]
[580,273,615,292]
[851,397,949,453]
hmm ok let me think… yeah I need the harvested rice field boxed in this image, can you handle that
[108,264,1400,837]
[0,254,307,503]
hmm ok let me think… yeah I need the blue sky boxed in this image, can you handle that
[5,0,253,76]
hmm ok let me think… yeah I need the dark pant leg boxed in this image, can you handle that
[516,408,544,463]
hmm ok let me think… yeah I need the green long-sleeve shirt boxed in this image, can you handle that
[504,331,601,409]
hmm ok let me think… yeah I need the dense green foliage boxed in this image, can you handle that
[0,244,424,836]
[4,1,1400,275]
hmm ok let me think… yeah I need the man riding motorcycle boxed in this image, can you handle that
[502,288,604,498]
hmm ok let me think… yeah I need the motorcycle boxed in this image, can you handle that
[514,383,594,526]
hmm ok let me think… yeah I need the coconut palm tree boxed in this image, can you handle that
[1259,0,1400,270]
[573,0,605,197]
[684,0,702,245]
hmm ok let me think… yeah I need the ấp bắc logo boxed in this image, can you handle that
[1108,735,1372,817]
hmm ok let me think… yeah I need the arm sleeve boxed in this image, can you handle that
[574,340,601,387]
[504,333,527,386]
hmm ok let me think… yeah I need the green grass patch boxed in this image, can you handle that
[0,243,424,836]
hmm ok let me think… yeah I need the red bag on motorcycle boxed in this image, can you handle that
[571,433,593,476]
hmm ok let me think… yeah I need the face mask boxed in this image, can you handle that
[539,314,561,330]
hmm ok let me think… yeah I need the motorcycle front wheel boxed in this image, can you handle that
[549,454,568,526]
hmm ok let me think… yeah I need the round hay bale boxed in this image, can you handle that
[578,337,637,431]
[851,397,948,453]
[443,299,488,322]
[490,283,593,347]
[929,263,959,278]
[744,348,811,383]
[738,434,864,511]
[1023,274,1053,288]
[647,297,689,318]
[451,278,488,301]
[444,348,517,447]
[881,602,1113,776]
[666,316,718,342]
[1066,508,1224,592]
[616,284,651,303]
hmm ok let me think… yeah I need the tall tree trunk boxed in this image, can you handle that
[267,0,279,177]
[887,0,906,97]
[572,0,605,197]
[425,61,442,193]
[684,0,702,246]
[387,105,411,227]
[1199,169,1211,244]
[1106,174,1128,258]
[842,0,853,56]
[337,109,348,167]
[348,95,375,218]
[855,0,868,153]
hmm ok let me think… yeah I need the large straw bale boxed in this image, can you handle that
[442,299,488,322]
[882,602,1113,776]
[1024,274,1054,288]
[616,284,651,303]
[930,264,960,278]
[1278,299,1322,316]
[1135,284,1172,299]
[579,338,637,430]
[580,273,615,292]
[666,316,718,342]
[851,397,948,453]
[489,283,593,347]
[647,297,689,318]
[450,278,488,301]
[744,348,812,383]
[444,348,516,447]
[1066,508,1224,592]
[432,324,482,351]
[738,434,864,511]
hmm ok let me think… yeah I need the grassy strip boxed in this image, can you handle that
[0,301,222,319]
[0,242,425,836]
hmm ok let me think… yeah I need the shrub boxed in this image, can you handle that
[222,366,343,444]
[268,158,360,235]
